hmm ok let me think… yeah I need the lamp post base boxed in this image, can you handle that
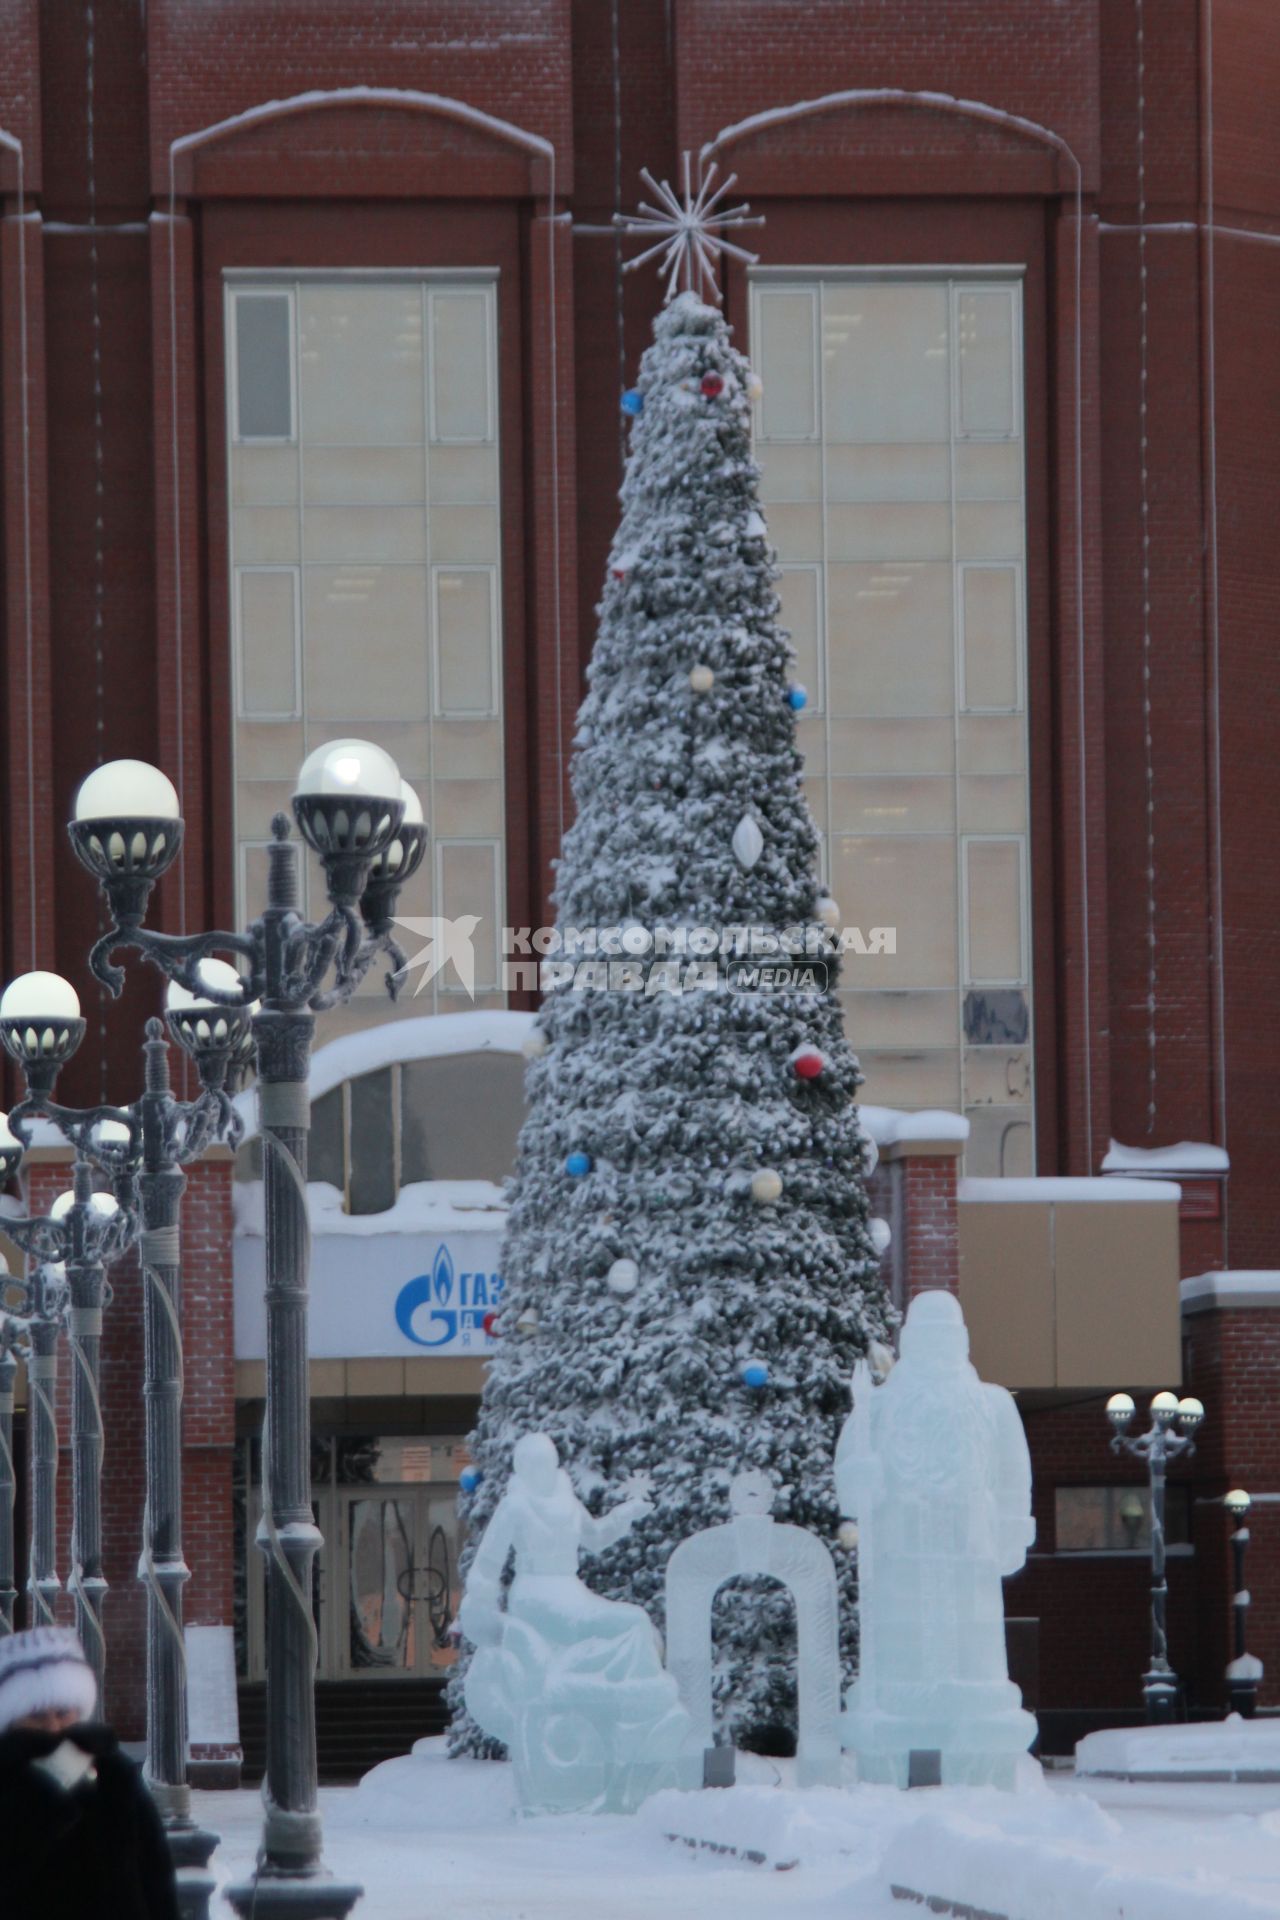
[1142,1667,1180,1724]
[167,1823,220,1920]
[223,1873,363,1920]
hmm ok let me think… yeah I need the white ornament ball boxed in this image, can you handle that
[869,1216,892,1257]
[837,1521,859,1551]
[732,814,764,870]
[750,1167,784,1205]
[522,1028,548,1060]
[607,1257,639,1295]
[689,664,715,693]
[817,894,840,928]
[861,1131,879,1178]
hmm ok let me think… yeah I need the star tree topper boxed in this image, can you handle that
[616,152,763,305]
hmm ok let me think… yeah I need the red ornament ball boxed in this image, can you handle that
[483,1310,500,1337]
[700,373,724,399]
[792,1048,825,1081]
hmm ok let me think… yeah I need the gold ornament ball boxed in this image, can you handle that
[689,664,715,693]
[522,1027,549,1060]
[837,1521,859,1550]
[817,894,841,928]
[750,1167,784,1205]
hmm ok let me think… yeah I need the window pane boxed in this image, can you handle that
[827,564,953,718]
[962,566,1020,710]
[827,443,949,504]
[823,285,948,443]
[826,503,951,563]
[438,842,500,990]
[233,446,298,506]
[857,1049,961,1108]
[965,1108,1034,1178]
[848,990,957,1049]
[238,570,298,717]
[830,775,955,835]
[832,835,957,989]
[305,567,429,720]
[235,293,293,442]
[431,291,492,442]
[755,289,817,439]
[965,839,1023,983]
[429,445,499,503]
[829,717,954,777]
[777,568,822,709]
[299,285,424,446]
[957,289,1017,437]
[435,569,495,715]
[303,507,426,565]
[347,1069,397,1216]
[757,444,821,502]
[302,447,424,507]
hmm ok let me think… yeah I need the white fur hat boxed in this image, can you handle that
[0,1627,98,1734]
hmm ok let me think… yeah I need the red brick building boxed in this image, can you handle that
[1,0,1278,1768]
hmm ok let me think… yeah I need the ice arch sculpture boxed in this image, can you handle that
[837,1289,1037,1789]
[664,1470,842,1789]
[460,1433,689,1814]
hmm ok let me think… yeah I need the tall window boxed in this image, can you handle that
[226,275,506,1034]
[752,274,1032,1176]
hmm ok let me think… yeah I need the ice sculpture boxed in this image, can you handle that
[664,1470,842,1789]
[837,1289,1037,1789]
[460,1433,689,1814]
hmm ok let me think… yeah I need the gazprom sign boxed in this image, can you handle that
[234,1228,505,1361]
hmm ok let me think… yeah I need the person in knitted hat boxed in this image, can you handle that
[0,1627,180,1920]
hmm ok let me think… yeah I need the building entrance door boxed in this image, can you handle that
[337,1485,458,1676]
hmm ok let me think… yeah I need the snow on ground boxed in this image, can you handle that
[196,1739,1280,1918]
[1077,1714,1280,1780]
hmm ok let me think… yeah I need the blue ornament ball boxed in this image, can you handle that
[621,388,645,416]
[787,684,808,711]
[565,1150,593,1177]
[741,1360,770,1389]
[459,1467,483,1493]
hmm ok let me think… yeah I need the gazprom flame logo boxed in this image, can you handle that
[395,1244,502,1350]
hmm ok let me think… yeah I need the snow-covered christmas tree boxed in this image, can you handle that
[449,292,892,1754]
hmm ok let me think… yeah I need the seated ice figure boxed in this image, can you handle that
[837,1290,1037,1789]
[460,1433,690,1814]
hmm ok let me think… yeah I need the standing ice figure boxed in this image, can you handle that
[837,1290,1036,1788]
[460,1434,690,1814]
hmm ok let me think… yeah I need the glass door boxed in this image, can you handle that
[338,1485,460,1676]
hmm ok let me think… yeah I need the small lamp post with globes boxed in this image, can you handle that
[1223,1488,1262,1718]
[1106,1388,1205,1723]
[65,742,426,1920]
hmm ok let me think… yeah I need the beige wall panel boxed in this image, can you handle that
[958,1202,1055,1389]
[1054,1202,1181,1390]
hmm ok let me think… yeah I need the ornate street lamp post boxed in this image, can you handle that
[68,745,426,1920]
[1106,1389,1205,1724]
[0,1140,135,1686]
[0,973,252,1919]
[15,1259,68,1629]
[0,1289,24,1635]
[1223,1488,1263,1718]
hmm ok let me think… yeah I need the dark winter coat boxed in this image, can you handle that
[0,1721,181,1920]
